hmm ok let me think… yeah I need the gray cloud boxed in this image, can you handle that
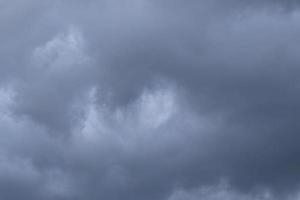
[1,0,300,200]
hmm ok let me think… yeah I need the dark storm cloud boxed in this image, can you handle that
[1,0,300,200]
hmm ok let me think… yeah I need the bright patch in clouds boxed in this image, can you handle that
[168,182,274,200]
[77,85,178,142]
[137,87,177,129]
[0,86,14,114]
[32,27,89,71]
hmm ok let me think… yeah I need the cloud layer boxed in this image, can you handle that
[1,0,300,199]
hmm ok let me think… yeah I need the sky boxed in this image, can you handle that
[1,0,300,199]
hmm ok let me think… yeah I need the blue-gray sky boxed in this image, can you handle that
[1,0,300,199]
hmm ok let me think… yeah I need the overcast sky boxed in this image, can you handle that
[1,0,300,199]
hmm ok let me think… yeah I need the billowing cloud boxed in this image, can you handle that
[1,0,300,200]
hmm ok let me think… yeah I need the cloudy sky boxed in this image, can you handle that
[1,0,300,199]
